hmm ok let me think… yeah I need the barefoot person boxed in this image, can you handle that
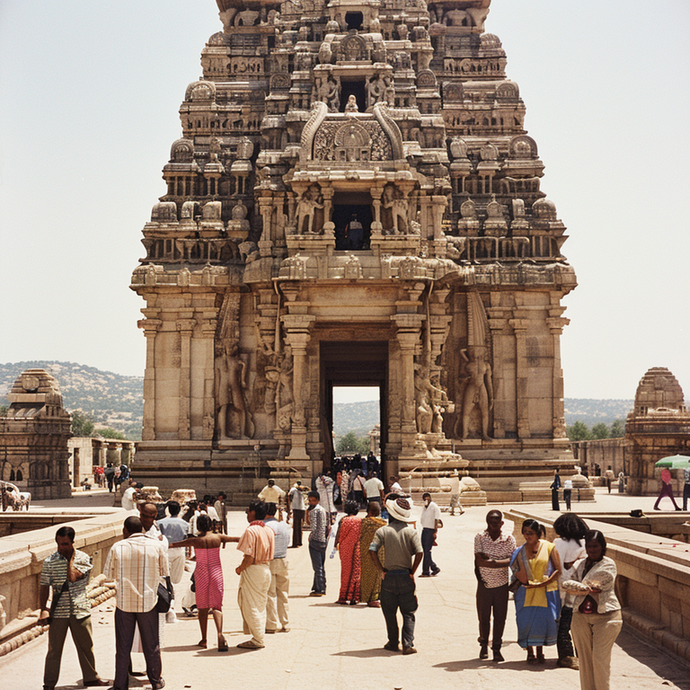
[169,514,238,651]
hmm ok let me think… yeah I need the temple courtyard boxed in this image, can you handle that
[5,489,689,690]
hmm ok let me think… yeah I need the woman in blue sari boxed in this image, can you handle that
[510,519,562,664]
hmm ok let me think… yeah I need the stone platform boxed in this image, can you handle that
[2,490,689,689]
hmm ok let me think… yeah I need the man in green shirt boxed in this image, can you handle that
[369,496,423,655]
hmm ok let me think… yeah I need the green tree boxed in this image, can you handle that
[609,419,625,438]
[336,431,369,455]
[0,404,8,417]
[71,410,95,437]
[97,427,127,440]
[567,421,591,441]
[591,423,610,440]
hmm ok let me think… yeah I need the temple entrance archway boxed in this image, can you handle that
[320,341,388,476]
[333,197,373,250]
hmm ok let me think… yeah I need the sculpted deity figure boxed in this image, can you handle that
[458,346,493,441]
[296,184,324,234]
[367,74,383,107]
[382,184,408,234]
[276,350,294,431]
[414,363,448,435]
[215,343,252,439]
[344,94,359,113]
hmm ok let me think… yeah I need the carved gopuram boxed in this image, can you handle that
[130,0,577,499]
[625,368,690,496]
[0,369,72,499]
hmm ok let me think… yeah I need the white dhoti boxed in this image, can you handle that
[168,548,186,584]
[238,562,271,646]
[266,558,290,631]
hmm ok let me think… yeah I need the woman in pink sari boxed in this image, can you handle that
[335,501,362,605]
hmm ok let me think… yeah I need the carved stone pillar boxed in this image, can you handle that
[200,312,217,440]
[431,195,447,240]
[320,185,335,239]
[547,307,570,440]
[258,195,273,257]
[177,314,195,440]
[138,312,161,441]
[509,317,531,440]
[282,313,315,464]
[486,305,510,439]
[418,194,432,240]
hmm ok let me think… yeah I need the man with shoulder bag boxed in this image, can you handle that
[38,526,107,689]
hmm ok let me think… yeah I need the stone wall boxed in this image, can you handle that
[571,438,626,476]
[0,511,128,644]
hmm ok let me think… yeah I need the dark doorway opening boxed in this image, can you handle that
[333,203,372,250]
[321,341,388,476]
[339,79,366,112]
[345,12,364,30]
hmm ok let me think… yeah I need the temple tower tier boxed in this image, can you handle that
[130,0,577,500]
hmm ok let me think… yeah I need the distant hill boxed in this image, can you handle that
[0,361,143,438]
[0,360,649,439]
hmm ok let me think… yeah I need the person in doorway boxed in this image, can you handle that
[235,500,275,649]
[104,516,168,690]
[563,531,623,690]
[306,491,330,596]
[419,492,442,577]
[653,468,682,510]
[550,469,561,511]
[346,214,364,249]
[287,480,306,547]
[474,510,517,662]
[364,471,385,506]
[369,496,423,654]
[604,466,615,494]
[38,527,107,689]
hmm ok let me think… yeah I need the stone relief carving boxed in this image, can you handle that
[215,343,254,439]
[381,184,408,234]
[313,120,392,162]
[315,73,340,112]
[414,363,449,435]
[296,185,324,234]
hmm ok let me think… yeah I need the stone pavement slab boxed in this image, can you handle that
[3,494,689,690]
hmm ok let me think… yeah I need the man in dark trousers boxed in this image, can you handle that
[550,469,561,511]
[38,526,107,689]
[474,510,517,662]
[104,516,169,690]
[369,496,423,655]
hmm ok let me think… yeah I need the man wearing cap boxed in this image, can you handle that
[369,496,423,655]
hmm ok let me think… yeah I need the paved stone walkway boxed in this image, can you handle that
[8,489,690,689]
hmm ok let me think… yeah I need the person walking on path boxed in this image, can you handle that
[683,467,690,511]
[213,492,227,535]
[509,518,562,665]
[38,526,107,690]
[364,472,385,506]
[369,496,423,655]
[335,500,362,605]
[351,471,366,508]
[550,469,561,511]
[604,466,615,494]
[265,502,290,633]
[562,478,573,511]
[104,516,169,690]
[235,499,275,649]
[287,481,306,547]
[259,479,286,515]
[563,530,623,690]
[553,513,588,670]
[169,514,238,651]
[306,491,330,596]
[359,501,386,607]
[157,501,189,587]
[474,510,517,663]
[654,468,682,510]
[419,492,442,577]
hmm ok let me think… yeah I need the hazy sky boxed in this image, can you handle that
[1,0,688,403]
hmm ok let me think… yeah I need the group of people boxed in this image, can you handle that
[476,510,623,690]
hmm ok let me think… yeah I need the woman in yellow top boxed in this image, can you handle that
[510,519,562,664]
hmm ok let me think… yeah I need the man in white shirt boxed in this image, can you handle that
[419,492,442,577]
[364,472,385,506]
[264,503,291,633]
[104,516,169,690]
[258,479,286,512]
[121,480,141,512]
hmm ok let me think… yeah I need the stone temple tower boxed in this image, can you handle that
[131,0,577,498]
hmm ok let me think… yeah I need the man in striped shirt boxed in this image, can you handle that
[38,526,106,689]
[104,515,169,690]
[474,510,517,663]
